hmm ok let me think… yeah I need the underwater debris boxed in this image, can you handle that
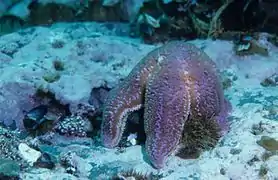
[260,73,278,87]
[207,0,233,38]
[132,1,195,43]
[126,133,137,146]
[137,13,160,29]
[247,155,260,166]
[188,3,211,37]
[251,122,265,135]
[258,164,268,177]
[116,132,140,150]
[233,34,268,56]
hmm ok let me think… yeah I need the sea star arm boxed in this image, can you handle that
[101,50,159,148]
[144,57,191,169]
[181,47,231,134]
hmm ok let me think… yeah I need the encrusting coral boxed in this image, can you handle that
[54,115,92,137]
[101,41,231,169]
[0,127,22,162]
[111,169,156,180]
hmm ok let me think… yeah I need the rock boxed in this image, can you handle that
[0,158,20,178]
[260,73,278,87]
[0,81,42,129]
[23,105,48,131]
[0,24,156,129]
[18,143,42,165]
[34,152,55,169]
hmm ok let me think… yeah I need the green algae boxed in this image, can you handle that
[257,136,278,151]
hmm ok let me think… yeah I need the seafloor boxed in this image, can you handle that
[0,22,278,180]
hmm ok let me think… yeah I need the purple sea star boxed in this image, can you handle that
[101,41,231,169]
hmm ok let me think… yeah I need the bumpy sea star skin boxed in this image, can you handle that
[144,54,191,169]
[101,48,163,148]
[144,42,229,168]
[101,41,231,169]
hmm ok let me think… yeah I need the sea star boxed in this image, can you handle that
[101,41,231,169]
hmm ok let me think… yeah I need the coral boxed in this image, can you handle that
[111,169,154,180]
[0,42,19,57]
[0,127,23,162]
[60,151,78,175]
[59,151,92,177]
[101,41,231,169]
[54,115,92,137]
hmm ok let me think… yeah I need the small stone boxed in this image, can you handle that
[260,73,278,87]
[66,167,76,174]
[18,143,42,165]
[230,148,242,155]
[220,168,226,175]
[34,153,55,169]
[127,133,137,146]
[247,155,260,166]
